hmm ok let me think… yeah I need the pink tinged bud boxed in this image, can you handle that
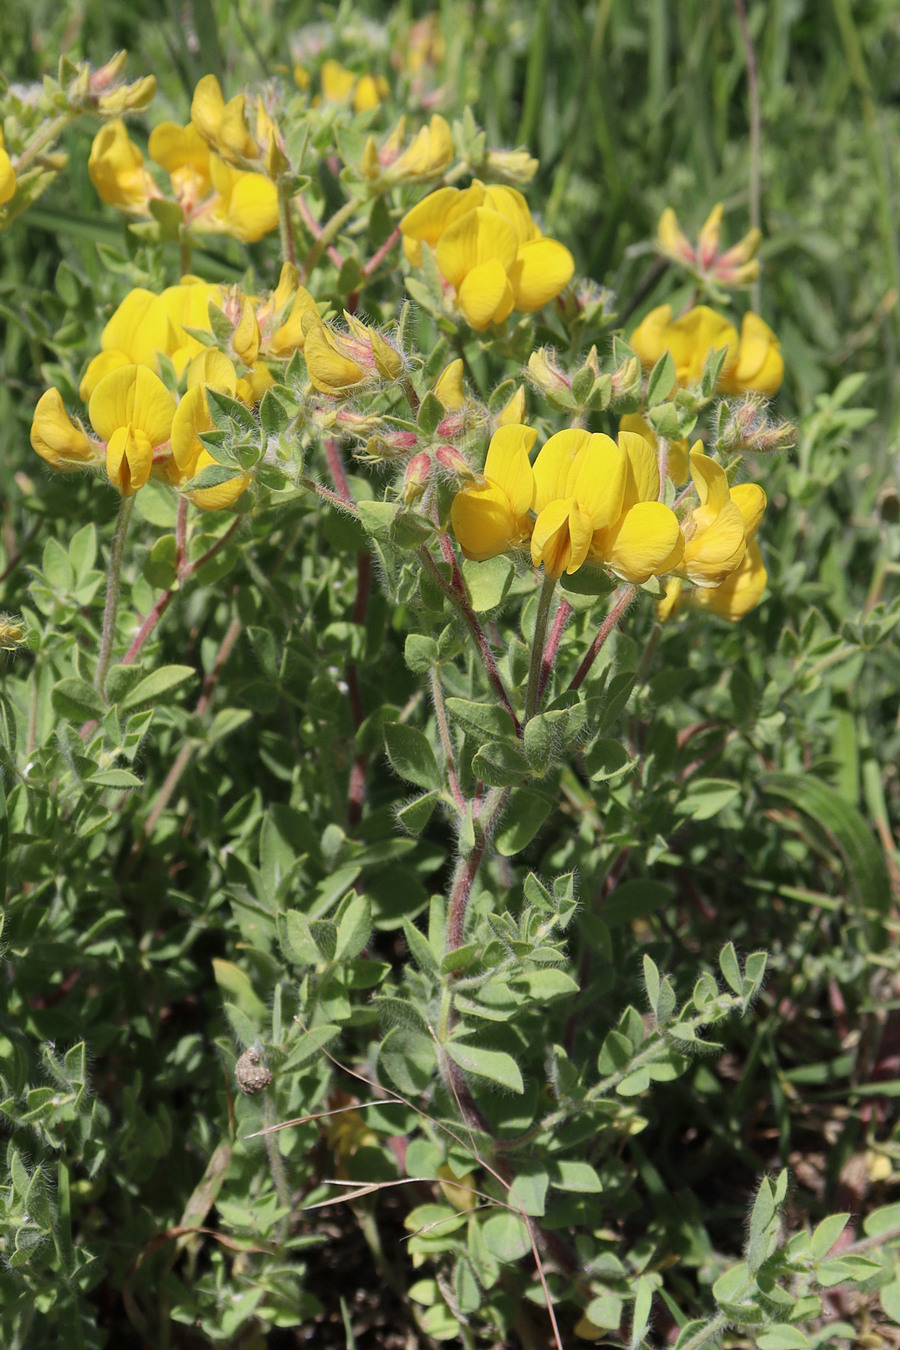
[434,443,470,476]
[697,203,723,269]
[384,431,419,451]
[435,413,467,438]
[90,52,129,93]
[402,451,433,502]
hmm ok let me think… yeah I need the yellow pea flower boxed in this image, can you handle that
[170,356,251,510]
[531,430,627,578]
[30,389,103,472]
[435,206,518,330]
[159,277,223,374]
[400,183,486,267]
[383,114,454,185]
[450,424,537,561]
[353,72,390,112]
[720,312,784,397]
[588,431,684,583]
[631,303,783,397]
[266,283,319,356]
[691,538,767,620]
[88,120,158,213]
[88,365,176,497]
[619,412,690,486]
[630,304,739,387]
[302,317,370,396]
[0,129,16,206]
[191,74,257,162]
[320,59,357,104]
[192,153,279,242]
[434,359,466,411]
[80,288,174,401]
[679,446,765,587]
[495,385,527,427]
[148,121,211,211]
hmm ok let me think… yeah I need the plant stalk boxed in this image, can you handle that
[95,494,135,698]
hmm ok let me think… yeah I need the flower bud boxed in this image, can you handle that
[697,203,723,268]
[434,443,472,480]
[401,450,432,503]
[526,348,573,402]
[484,146,538,185]
[610,355,642,400]
[494,384,526,427]
[96,74,157,116]
[0,616,26,651]
[370,329,403,381]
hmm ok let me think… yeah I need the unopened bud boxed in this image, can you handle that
[89,51,129,94]
[657,207,694,264]
[264,126,290,179]
[610,355,642,400]
[435,413,467,439]
[484,146,538,185]
[494,384,526,427]
[697,203,723,268]
[97,74,157,116]
[434,443,471,478]
[370,329,403,381]
[526,348,573,403]
[402,450,432,503]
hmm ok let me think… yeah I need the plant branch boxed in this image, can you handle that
[95,494,135,698]
[568,584,635,693]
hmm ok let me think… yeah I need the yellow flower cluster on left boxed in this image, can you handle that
[88,74,282,242]
[29,265,316,509]
[401,182,574,330]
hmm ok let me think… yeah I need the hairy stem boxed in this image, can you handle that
[537,596,572,705]
[95,494,135,698]
[445,786,509,955]
[568,584,635,693]
[525,572,557,721]
[277,179,297,265]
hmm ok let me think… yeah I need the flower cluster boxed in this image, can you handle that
[29,265,317,508]
[630,303,784,397]
[657,203,761,289]
[450,425,768,618]
[88,73,283,242]
[401,181,574,330]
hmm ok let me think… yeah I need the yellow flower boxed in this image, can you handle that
[401,181,574,331]
[353,72,390,113]
[0,128,16,207]
[692,538,767,620]
[434,359,466,411]
[88,365,176,497]
[303,317,370,396]
[88,120,158,213]
[159,277,223,373]
[30,389,102,471]
[191,74,258,162]
[630,303,783,397]
[79,288,174,401]
[657,203,761,288]
[383,114,453,185]
[193,153,279,242]
[630,304,739,387]
[265,283,319,356]
[720,312,784,397]
[619,412,689,486]
[531,430,627,579]
[148,120,212,211]
[170,355,251,511]
[679,446,766,587]
[587,431,684,583]
[320,59,357,104]
[495,385,527,427]
[450,424,537,561]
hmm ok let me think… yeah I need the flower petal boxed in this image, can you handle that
[451,482,523,561]
[602,501,684,583]
[532,429,591,510]
[456,258,515,330]
[508,237,574,312]
[483,423,537,517]
[435,207,517,288]
[89,365,175,447]
[730,482,766,540]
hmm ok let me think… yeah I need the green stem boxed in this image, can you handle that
[299,197,360,281]
[277,179,296,265]
[445,786,509,955]
[525,572,557,721]
[95,494,135,698]
[14,113,73,174]
[264,1093,292,1243]
[733,0,762,311]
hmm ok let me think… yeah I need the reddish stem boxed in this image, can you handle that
[568,585,635,693]
[537,596,572,705]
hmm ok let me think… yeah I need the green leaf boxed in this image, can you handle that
[597,1030,634,1075]
[676,778,740,821]
[603,879,673,928]
[495,788,554,856]
[118,664,197,712]
[880,1278,900,1322]
[461,556,514,612]
[470,740,531,786]
[384,723,442,791]
[512,968,578,1000]
[404,634,440,673]
[719,942,742,995]
[402,916,439,975]
[507,1165,549,1217]
[585,737,637,781]
[809,1212,849,1259]
[761,772,892,918]
[357,499,400,543]
[52,677,106,722]
[756,1331,811,1350]
[87,769,141,789]
[646,349,676,405]
[416,390,445,434]
[445,697,517,740]
[212,958,268,1023]
[335,893,371,961]
[585,1293,624,1330]
[552,1160,602,1193]
[443,1041,523,1093]
[863,1201,900,1238]
[397,791,440,834]
[481,1212,531,1261]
